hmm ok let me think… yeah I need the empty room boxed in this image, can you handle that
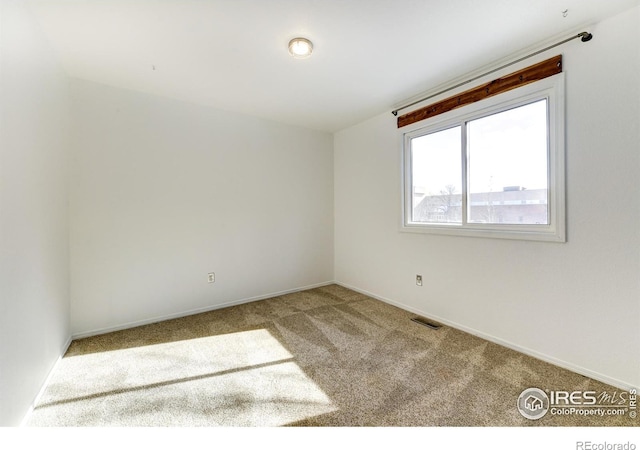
[1,0,639,440]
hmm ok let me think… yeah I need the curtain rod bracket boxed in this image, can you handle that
[391,30,593,117]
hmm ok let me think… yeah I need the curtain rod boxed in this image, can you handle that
[391,31,593,117]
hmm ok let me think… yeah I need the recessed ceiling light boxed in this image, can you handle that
[288,37,313,58]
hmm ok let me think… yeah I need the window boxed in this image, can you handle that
[401,74,565,241]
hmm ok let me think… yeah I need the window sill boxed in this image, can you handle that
[400,223,566,242]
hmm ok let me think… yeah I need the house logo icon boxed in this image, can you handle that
[525,395,544,411]
[517,388,549,420]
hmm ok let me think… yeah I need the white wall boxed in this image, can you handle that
[70,80,334,336]
[335,6,640,389]
[0,0,71,426]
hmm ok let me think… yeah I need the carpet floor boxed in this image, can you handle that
[27,284,637,427]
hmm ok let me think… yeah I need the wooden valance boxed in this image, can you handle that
[397,55,562,128]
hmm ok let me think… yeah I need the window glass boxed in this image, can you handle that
[467,100,548,225]
[411,126,461,224]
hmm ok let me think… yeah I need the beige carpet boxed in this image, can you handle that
[27,284,637,426]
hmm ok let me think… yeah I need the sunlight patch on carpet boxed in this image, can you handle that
[29,329,336,426]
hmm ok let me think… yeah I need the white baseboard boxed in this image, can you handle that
[20,335,72,427]
[335,281,637,391]
[72,280,335,340]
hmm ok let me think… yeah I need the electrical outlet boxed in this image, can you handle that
[207,272,215,283]
[416,275,423,286]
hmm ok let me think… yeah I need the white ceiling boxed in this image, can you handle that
[26,0,639,132]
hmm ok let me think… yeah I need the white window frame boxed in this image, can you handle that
[400,73,565,242]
